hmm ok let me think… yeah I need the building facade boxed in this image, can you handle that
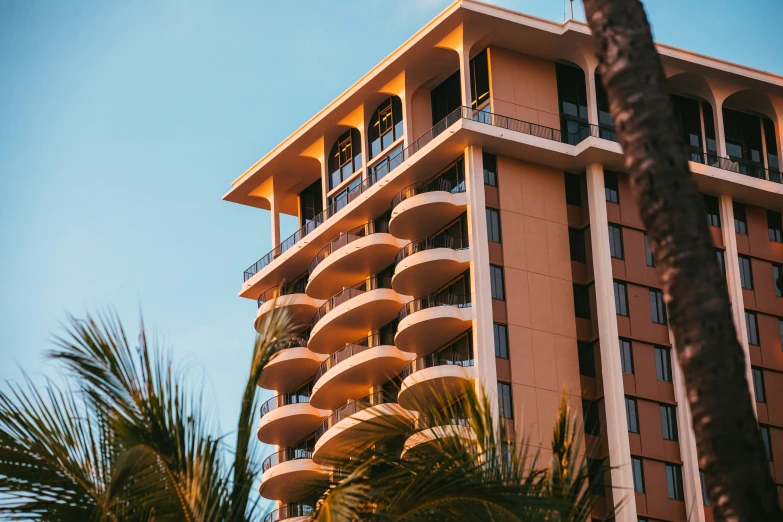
[223,2,783,521]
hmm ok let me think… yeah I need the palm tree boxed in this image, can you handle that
[581,0,782,520]
[0,306,601,521]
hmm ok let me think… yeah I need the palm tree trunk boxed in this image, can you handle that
[581,1,782,520]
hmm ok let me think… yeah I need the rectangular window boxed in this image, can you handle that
[769,210,783,243]
[650,289,667,325]
[587,458,605,495]
[493,323,509,359]
[609,224,624,259]
[780,319,783,352]
[490,265,505,300]
[582,399,600,436]
[655,346,673,382]
[619,339,634,374]
[704,194,721,228]
[660,404,678,441]
[716,250,726,277]
[605,170,619,204]
[569,228,587,263]
[666,463,685,500]
[739,255,754,290]
[746,311,759,346]
[573,284,591,319]
[578,341,596,377]
[631,457,645,492]
[774,264,783,298]
[497,382,513,419]
[486,208,502,243]
[644,234,655,267]
[625,397,639,433]
[614,281,629,316]
[470,48,490,109]
[565,172,582,206]
[761,425,773,461]
[483,152,497,186]
[734,202,748,234]
[700,470,710,506]
[752,367,766,403]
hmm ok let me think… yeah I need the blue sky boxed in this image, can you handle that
[0,0,781,453]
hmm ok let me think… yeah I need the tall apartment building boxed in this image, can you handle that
[223,2,783,521]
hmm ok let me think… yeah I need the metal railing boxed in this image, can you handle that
[260,389,311,418]
[400,345,474,380]
[311,275,393,329]
[257,277,308,308]
[560,115,618,145]
[411,413,470,432]
[690,150,781,183]
[263,504,315,522]
[312,332,396,385]
[467,107,562,142]
[391,177,460,210]
[308,219,390,275]
[395,235,468,265]
[261,446,314,472]
[315,390,398,441]
[243,107,465,282]
[398,293,471,322]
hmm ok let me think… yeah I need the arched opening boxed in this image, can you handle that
[555,61,589,144]
[723,89,779,180]
[666,73,720,163]
[327,128,362,192]
[368,96,403,160]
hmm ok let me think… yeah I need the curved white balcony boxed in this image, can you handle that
[389,179,467,240]
[307,220,408,299]
[402,417,476,458]
[257,337,327,393]
[254,282,323,333]
[310,333,416,410]
[262,504,315,522]
[312,391,414,465]
[257,393,330,447]
[392,235,470,297]
[308,276,408,354]
[394,294,472,355]
[397,347,475,411]
[259,447,330,502]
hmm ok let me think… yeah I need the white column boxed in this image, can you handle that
[586,64,599,127]
[670,331,706,522]
[713,102,727,157]
[585,163,638,522]
[464,144,499,424]
[459,49,472,109]
[718,195,756,415]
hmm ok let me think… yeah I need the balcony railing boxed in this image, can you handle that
[400,345,474,380]
[308,219,390,275]
[315,389,399,441]
[312,332,396,385]
[261,446,314,472]
[395,235,468,265]
[398,293,471,322]
[690,150,782,183]
[311,275,393,329]
[257,277,308,308]
[411,413,470,431]
[560,115,618,145]
[260,389,312,418]
[263,504,315,522]
[391,177,462,210]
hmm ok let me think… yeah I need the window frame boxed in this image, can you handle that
[760,425,773,461]
[486,208,502,243]
[625,397,639,434]
[582,399,600,436]
[483,152,498,186]
[650,289,667,325]
[704,194,721,228]
[746,310,759,346]
[774,263,783,298]
[644,233,655,267]
[752,367,766,403]
[605,170,619,204]
[490,264,505,301]
[734,202,748,234]
[631,457,645,493]
[578,341,596,378]
[614,281,629,317]
[768,210,783,243]
[497,381,513,419]
[368,96,404,160]
[493,323,509,359]
[619,338,634,374]
[660,403,678,441]
[569,227,587,263]
[655,346,673,382]
[739,255,754,290]
[665,463,685,500]
[608,223,624,260]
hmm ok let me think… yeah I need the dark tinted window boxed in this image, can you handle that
[666,463,684,500]
[768,210,783,243]
[368,96,403,159]
[704,194,721,228]
[582,399,600,436]
[605,170,619,204]
[574,284,591,319]
[645,234,655,267]
[490,265,505,300]
[746,311,759,346]
[578,341,596,377]
[569,228,587,263]
[470,49,490,109]
[587,458,605,495]
[716,250,726,277]
[632,457,645,492]
[299,179,324,227]
[486,208,501,243]
[431,71,461,125]
[764,117,780,175]
[328,128,363,190]
[497,382,513,418]
[672,94,703,155]
[774,263,783,298]
[483,152,497,186]
[660,404,678,441]
[493,323,509,359]
[625,397,639,433]
[614,281,629,316]
[609,224,624,259]
[761,425,773,461]
[619,339,634,374]
[556,62,588,142]
[753,367,766,403]
[739,255,754,290]
[565,172,582,206]
[700,470,710,506]
[734,202,747,234]
[595,73,614,128]
[650,289,667,325]
[655,346,673,382]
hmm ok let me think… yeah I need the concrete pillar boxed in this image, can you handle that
[718,195,756,415]
[464,144,499,425]
[670,330,706,522]
[713,101,727,157]
[269,183,281,247]
[459,49,472,109]
[585,163,638,522]
[586,64,599,127]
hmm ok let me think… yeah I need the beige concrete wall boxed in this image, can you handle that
[488,47,560,130]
